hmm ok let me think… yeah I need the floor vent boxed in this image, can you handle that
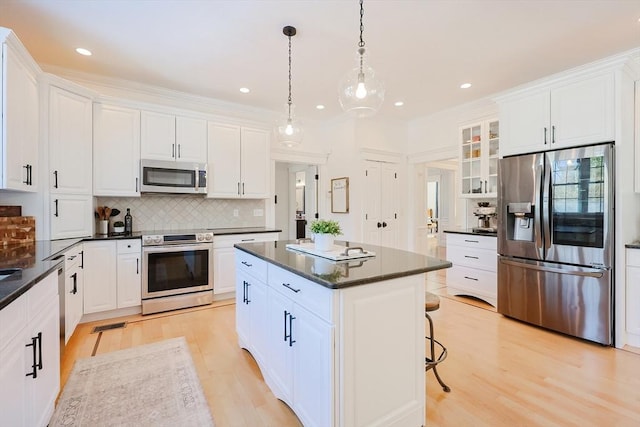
[92,322,127,333]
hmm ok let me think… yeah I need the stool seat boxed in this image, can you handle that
[425,292,440,312]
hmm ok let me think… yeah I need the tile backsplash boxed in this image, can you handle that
[97,195,266,232]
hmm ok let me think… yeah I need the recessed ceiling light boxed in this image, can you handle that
[239,87,250,94]
[394,101,404,107]
[75,48,92,56]
[316,104,325,110]
[460,83,472,89]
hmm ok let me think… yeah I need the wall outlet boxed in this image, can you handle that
[253,209,264,217]
[233,209,239,217]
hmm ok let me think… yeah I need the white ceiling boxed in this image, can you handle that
[0,0,638,122]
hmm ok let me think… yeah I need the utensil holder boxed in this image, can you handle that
[97,220,108,235]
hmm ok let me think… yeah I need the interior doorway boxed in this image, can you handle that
[274,162,318,240]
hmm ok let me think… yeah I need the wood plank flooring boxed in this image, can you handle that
[61,252,640,426]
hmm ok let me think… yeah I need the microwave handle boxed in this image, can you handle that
[195,168,200,191]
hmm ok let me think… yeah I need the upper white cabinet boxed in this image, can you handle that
[0,30,39,192]
[49,85,93,195]
[93,103,141,196]
[50,194,93,240]
[460,119,499,197]
[207,123,270,198]
[498,73,614,157]
[140,110,207,163]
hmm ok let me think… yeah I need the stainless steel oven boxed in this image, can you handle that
[141,231,214,315]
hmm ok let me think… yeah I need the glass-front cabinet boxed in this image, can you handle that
[460,119,499,197]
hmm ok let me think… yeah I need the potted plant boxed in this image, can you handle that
[310,219,342,251]
[113,221,125,234]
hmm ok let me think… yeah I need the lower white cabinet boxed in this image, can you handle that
[446,232,497,306]
[236,256,269,368]
[626,249,640,346]
[0,270,60,427]
[64,243,84,343]
[214,232,278,295]
[50,194,93,240]
[84,239,141,314]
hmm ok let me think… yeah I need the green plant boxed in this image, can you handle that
[113,221,125,227]
[310,219,342,236]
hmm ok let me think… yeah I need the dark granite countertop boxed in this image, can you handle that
[235,240,452,289]
[209,227,281,236]
[444,228,497,237]
[626,241,640,249]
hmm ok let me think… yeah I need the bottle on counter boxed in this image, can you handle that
[124,208,133,235]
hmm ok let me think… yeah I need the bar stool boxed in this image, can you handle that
[425,291,451,392]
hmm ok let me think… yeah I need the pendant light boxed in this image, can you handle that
[276,26,303,148]
[338,0,384,117]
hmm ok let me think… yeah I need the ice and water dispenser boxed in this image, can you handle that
[506,202,534,242]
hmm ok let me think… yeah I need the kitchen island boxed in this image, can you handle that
[234,240,452,427]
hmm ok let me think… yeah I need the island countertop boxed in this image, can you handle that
[234,240,452,289]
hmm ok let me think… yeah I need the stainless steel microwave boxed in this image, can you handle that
[140,159,207,194]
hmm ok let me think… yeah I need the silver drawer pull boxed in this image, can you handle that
[464,255,479,259]
[282,283,301,293]
[241,238,255,242]
[464,276,479,281]
[464,239,479,243]
[241,261,252,267]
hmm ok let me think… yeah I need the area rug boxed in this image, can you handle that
[50,337,214,427]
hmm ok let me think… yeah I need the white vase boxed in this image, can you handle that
[314,233,334,251]
[97,220,108,235]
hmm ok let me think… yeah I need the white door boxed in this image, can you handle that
[363,163,381,245]
[363,161,400,248]
[117,252,141,308]
[240,127,270,198]
[207,122,241,197]
[499,91,550,157]
[141,110,175,161]
[175,116,207,163]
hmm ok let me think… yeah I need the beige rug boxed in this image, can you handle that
[50,337,214,427]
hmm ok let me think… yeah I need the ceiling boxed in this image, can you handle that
[0,1,638,122]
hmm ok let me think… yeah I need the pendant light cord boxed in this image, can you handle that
[287,32,293,119]
[359,0,365,48]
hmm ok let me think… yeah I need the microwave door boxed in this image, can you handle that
[498,153,544,260]
[544,143,614,268]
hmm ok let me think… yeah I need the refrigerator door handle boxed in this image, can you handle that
[542,157,552,253]
[500,258,605,278]
[534,162,544,259]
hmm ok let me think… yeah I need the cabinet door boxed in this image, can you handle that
[499,91,550,157]
[93,104,141,196]
[236,269,251,345]
[65,265,84,344]
[207,122,241,197]
[49,86,92,194]
[214,246,236,294]
[627,266,640,336]
[249,279,269,368]
[141,110,175,161]
[240,127,270,198]
[50,194,93,240]
[0,331,28,426]
[27,296,60,427]
[176,116,207,163]
[83,241,117,313]
[292,306,333,427]
[267,288,294,403]
[2,42,39,192]
[117,252,141,308]
[550,73,614,149]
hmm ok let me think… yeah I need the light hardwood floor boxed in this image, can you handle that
[61,254,640,426]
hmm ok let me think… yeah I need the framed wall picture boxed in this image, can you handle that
[331,177,349,213]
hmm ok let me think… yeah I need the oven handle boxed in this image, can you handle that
[142,242,213,253]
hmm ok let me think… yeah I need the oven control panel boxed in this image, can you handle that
[142,232,213,246]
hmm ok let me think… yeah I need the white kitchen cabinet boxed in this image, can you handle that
[0,30,39,192]
[93,103,141,196]
[626,249,640,347]
[83,241,118,313]
[499,72,614,157]
[48,85,93,195]
[207,123,270,198]
[141,110,207,163]
[50,194,93,240]
[64,244,84,344]
[460,119,499,197]
[446,232,497,307]
[0,270,60,427]
[116,239,142,308]
[214,232,279,295]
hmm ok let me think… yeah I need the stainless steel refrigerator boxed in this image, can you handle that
[497,142,614,345]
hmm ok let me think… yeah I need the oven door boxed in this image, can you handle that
[142,242,213,299]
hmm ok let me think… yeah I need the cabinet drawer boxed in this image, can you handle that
[117,239,141,254]
[446,233,497,251]
[236,250,267,279]
[268,264,333,323]
[0,292,27,350]
[627,249,640,267]
[448,246,497,272]
[446,265,497,299]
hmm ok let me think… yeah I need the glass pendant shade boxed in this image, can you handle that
[276,104,303,148]
[338,49,385,118]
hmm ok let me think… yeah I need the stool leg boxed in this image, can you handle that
[425,312,451,393]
